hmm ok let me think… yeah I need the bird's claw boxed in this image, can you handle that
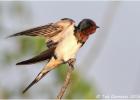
[67,58,76,69]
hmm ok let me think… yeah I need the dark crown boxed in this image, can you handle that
[77,19,99,33]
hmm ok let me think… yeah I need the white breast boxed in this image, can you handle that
[55,26,82,61]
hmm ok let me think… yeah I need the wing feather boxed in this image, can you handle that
[7,23,63,38]
[7,18,75,46]
[16,46,56,65]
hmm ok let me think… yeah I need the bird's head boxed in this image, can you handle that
[77,19,99,36]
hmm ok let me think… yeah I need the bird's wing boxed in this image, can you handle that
[16,46,56,65]
[7,19,75,39]
[7,23,63,38]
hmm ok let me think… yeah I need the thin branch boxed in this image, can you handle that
[57,64,74,99]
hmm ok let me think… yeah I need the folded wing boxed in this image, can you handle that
[16,46,56,65]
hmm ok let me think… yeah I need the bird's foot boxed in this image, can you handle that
[67,58,76,69]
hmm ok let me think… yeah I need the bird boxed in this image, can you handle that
[8,18,99,93]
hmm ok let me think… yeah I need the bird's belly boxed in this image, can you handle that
[55,35,81,61]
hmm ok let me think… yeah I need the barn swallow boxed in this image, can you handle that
[8,18,99,93]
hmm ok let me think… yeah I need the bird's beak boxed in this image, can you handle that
[96,25,100,28]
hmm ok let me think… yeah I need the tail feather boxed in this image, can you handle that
[22,71,49,94]
[22,57,62,93]
[22,78,37,94]
[17,47,55,65]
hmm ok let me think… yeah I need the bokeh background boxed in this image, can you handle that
[0,1,140,99]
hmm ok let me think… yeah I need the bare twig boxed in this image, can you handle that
[57,64,74,99]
